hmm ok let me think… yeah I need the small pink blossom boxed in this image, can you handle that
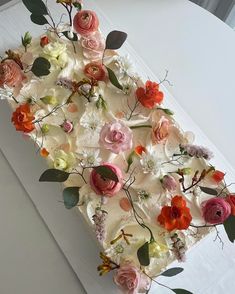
[161,175,177,193]
[152,116,170,144]
[114,263,150,294]
[61,120,73,133]
[201,197,231,224]
[81,31,105,61]
[99,121,133,154]
[90,163,123,197]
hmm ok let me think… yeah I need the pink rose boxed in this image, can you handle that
[84,62,106,81]
[114,264,150,294]
[201,197,231,224]
[0,60,24,88]
[99,121,133,154]
[73,10,99,36]
[161,175,177,193]
[81,31,105,61]
[90,163,123,197]
[152,116,170,144]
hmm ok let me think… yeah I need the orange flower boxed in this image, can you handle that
[84,62,106,81]
[40,148,49,157]
[11,103,35,133]
[134,145,146,156]
[157,196,192,231]
[40,36,50,47]
[211,170,225,184]
[136,80,164,109]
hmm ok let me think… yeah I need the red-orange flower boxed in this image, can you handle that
[157,195,192,231]
[211,170,225,184]
[136,80,164,109]
[134,145,146,156]
[40,36,50,47]
[11,103,35,133]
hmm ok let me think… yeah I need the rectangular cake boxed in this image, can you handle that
[1,1,234,293]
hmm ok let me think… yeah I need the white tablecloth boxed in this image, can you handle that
[0,1,235,294]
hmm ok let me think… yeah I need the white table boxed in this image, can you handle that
[0,1,235,294]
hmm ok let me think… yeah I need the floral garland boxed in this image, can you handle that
[1,1,235,294]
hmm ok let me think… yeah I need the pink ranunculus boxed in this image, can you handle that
[81,31,105,61]
[84,62,106,81]
[152,116,170,144]
[201,197,231,225]
[0,60,24,88]
[99,121,133,154]
[161,175,177,193]
[90,163,123,197]
[114,264,150,294]
[73,10,99,36]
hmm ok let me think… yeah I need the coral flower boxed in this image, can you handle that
[157,196,192,231]
[84,62,106,81]
[136,80,164,109]
[134,145,146,156]
[211,170,225,184]
[11,103,35,133]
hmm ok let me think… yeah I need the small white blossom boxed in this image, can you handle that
[0,85,13,100]
[140,147,161,175]
[77,149,101,167]
[115,55,135,77]
[80,109,103,131]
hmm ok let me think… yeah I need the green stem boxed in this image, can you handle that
[130,125,152,130]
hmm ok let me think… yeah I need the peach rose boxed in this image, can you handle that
[0,60,24,88]
[81,31,105,60]
[114,264,150,294]
[84,62,106,81]
[90,163,123,197]
[152,116,170,144]
[73,10,99,36]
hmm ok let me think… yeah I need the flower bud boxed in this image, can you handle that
[161,175,177,192]
[40,95,58,105]
[41,124,50,134]
[22,32,32,49]
[40,36,50,47]
[178,168,192,175]
[61,120,73,133]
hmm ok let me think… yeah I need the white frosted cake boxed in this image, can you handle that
[1,1,235,294]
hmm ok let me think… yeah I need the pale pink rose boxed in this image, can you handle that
[73,10,99,36]
[90,163,123,197]
[152,116,170,144]
[114,264,150,294]
[201,197,231,224]
[0,60,24,88]
[161,175,177,193]
[99,121,133,154]
[81,31,105,61]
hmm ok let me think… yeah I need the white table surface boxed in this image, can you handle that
[0,1,235,294]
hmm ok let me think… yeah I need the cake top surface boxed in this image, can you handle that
[1,1,235,294]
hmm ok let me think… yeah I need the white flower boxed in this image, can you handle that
[80,108,103,131]
[77,149,101,167]
[0,85,13,100]
[140,147,161,175]
[53,150,76,171]
[115,54,135,77]
[43,41,68,68]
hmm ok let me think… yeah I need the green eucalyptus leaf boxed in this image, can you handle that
[157,107,174,116]
[223,215,235,243]
[137,242,150,266]
[94,166,119,182]
[73,2,82,10]
[106,66,123,90]
[105,30,127,50]
[22,0,48,15]
[172,289,193,294]
[39,169,70,182]
[161,267,184,277]
[63,187,80,209]
[199,186,218,196]
[62,31,78,41]
[31,57,51,77]
[30,14,48,25]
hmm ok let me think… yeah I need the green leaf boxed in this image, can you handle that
[39,169,70,182]
[137,242,150,266]
[157,107,174,116]
[105,30,127,50]
[199,186,218,196]
[106,66,123,90]
[30,14,48,25]
[73,2,82,10]
[62,31,78,41]
[22,0,48,15]
[63,187,80,209]
[161,267,184,277]
[223,215,235,243]
[172,289,193,294]
[94,166,119,182]
[31,57,51,77]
